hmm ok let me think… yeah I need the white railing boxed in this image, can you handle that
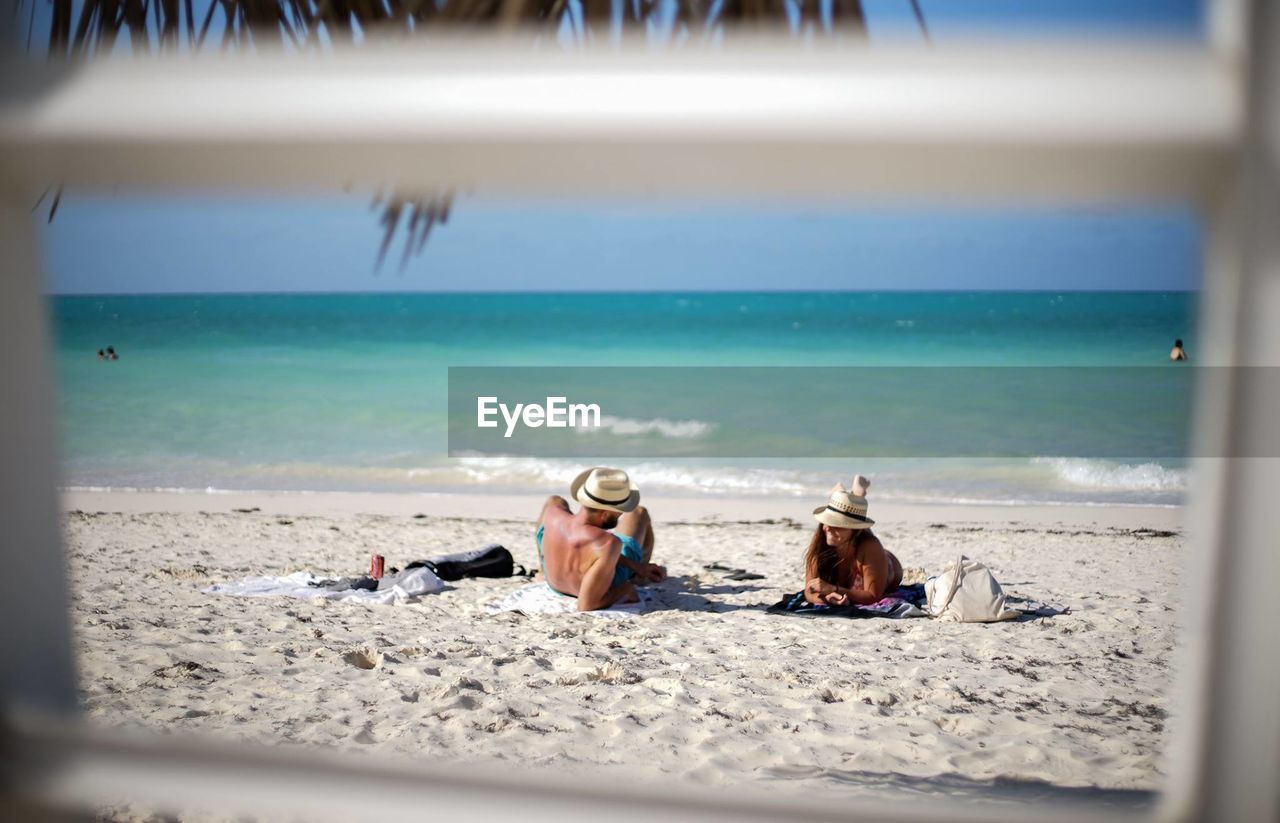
[2,3,1277,820]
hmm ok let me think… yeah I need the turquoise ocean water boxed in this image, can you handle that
[49,292,1194,506]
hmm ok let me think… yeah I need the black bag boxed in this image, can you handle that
[405,544,529,581]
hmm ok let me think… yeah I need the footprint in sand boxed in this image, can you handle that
[817,687,845,704]
[586,662,643,685]
[342,648,382,670]
[147,661,220,684]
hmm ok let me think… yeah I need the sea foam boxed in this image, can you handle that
[1032,457,1187,493]
[578,416,714,439]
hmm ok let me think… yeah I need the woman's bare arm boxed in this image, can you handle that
[803,556,835,605]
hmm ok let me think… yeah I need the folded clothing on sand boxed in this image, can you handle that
[487,582,649,618]
[768,584,930,619]
[204,567,444,605]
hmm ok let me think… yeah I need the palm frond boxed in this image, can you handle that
[45,0,871,59]
[374,189,455,273]
[47,188,64,223]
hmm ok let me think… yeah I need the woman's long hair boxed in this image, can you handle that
[805,525,872,585]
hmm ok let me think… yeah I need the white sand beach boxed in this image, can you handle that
[62,490,1184,817]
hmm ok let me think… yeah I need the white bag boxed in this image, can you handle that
[925,555,1020,623]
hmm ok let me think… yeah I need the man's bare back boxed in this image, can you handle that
[534,467,665,611]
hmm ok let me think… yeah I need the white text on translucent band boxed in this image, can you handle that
[476,396,602,438]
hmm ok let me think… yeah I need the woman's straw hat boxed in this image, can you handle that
[813,475,875,529]
[570,466,640,513]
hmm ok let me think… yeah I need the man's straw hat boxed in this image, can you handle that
[813,475,875,529]
[570,467,640,513]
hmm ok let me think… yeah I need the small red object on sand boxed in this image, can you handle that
[370,554,385,580]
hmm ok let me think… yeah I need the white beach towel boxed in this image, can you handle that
[486,582,649,618]
[204,567,444,605]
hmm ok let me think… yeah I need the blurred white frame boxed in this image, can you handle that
[2,1,1278,820]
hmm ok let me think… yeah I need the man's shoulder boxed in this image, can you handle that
[572,521,620,551]
[575,520,613,540]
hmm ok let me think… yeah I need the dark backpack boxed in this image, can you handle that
[405,544,530,581]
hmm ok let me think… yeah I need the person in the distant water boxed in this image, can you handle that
[97,349,105,360]
[803,475,902,606]
[106,345,119,361]
[535,467,666,611]
[1170,339,1188,362]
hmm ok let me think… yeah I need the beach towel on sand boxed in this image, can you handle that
[768,584,1069,620]
[204,567,444,605]
[768,583,929,619]
[487,582,649,618]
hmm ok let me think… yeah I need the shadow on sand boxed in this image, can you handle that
[761,765,1157,811]
[644,575,769,613]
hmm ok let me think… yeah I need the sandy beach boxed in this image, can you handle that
[61,490,1184,816]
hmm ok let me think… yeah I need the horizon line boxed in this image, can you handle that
[46,287,1201,298]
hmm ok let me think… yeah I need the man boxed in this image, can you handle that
[535,466,666,611]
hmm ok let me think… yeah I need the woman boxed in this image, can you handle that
[804,475,902,606]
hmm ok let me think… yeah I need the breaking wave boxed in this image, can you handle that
[1032,457,1187,493]
[577,416,715,439]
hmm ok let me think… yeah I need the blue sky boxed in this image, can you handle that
[43,197,1200,294]
[862,0,1200,38]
